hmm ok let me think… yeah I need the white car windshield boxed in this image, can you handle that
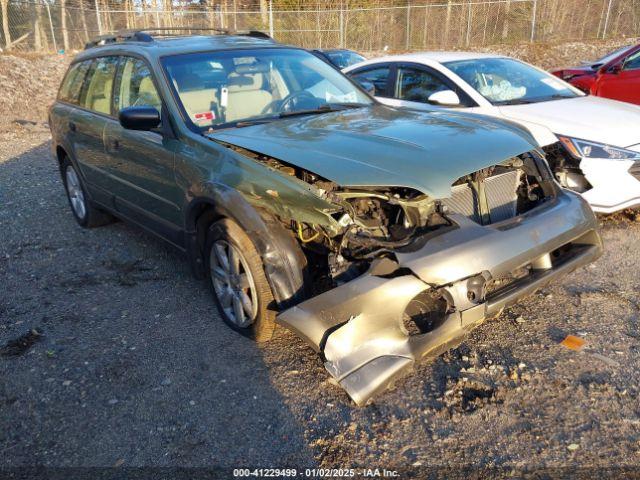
[162,48,372,129]
[444,57,581,105]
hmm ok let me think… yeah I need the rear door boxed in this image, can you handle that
[347,64,394,103]
[595,49,640,105]
[103,56,183,246]
[51,59,92,165]
[70,56,119,205]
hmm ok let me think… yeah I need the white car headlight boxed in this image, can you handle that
[558,135,640,160]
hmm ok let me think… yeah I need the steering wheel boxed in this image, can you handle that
[281,91,321,112]
[270,91,323,114]
[260,91,324,115]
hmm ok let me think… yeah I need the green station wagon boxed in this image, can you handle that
[49,30,602,405]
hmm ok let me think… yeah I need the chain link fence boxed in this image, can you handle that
[1,0,640,53]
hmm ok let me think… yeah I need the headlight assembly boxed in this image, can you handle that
[558,135,640,160]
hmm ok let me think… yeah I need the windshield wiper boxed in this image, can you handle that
[547,94,576,100]
[233,118,278,128]
[495,98,535,105]
[208,103,369,130]
[496,93,575,106]
[278,102,368,118]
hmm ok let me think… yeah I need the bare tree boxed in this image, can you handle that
[260,0,268,27]
[502,0,511,39]
[1,0,11,50]
[60,0,69,50]
[79,0,89,43]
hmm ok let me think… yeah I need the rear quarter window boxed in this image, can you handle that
[58,61,91,104]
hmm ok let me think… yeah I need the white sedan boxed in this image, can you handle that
[344,52,640,214]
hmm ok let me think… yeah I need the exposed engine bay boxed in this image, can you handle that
[543,141,593,193]
[270,150,556,292]
[218,141,601,405]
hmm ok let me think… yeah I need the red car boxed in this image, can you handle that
[552,43,640,105]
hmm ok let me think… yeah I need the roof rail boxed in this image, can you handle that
[84,28,273,49]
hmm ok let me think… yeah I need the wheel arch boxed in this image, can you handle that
[55,145,69,174]
[185,182,308,309]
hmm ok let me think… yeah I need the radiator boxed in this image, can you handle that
[441,170,521,224]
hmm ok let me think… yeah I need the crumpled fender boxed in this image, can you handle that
[185,181,308,308]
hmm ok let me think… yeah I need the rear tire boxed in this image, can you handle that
[205,218,276,342]
[61,157,114,228]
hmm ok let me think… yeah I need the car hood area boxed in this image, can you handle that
[207,105,537,199]
[499,95,640,149]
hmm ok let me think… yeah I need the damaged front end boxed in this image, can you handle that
[272,150,602,405]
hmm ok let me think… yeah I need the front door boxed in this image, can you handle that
[595,49,640,105]
[384,64,474,112]
[103,56,183,247]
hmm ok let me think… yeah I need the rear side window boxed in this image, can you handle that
[80,56,119,115]
[349,67,391,97]
[114,57,162,114]
[58,61,91,104]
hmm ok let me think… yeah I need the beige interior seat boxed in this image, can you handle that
[135,76,161,111]
[87,76,113,114]
[180,89,218,120]
[225,71,273,122]
[171,67,219,126]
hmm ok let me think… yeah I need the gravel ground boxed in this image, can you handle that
[1,42,640,475]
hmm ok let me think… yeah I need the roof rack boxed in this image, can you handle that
[84,28,273,49]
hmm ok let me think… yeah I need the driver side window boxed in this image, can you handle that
[396,67,450,103]
[623,50,640,71]
[115,57,162,115]
[350,67,390,97]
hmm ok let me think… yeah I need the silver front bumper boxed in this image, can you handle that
[277,191,602,405]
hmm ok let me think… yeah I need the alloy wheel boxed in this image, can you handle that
[209,239,259,327]
[65,166,87,220]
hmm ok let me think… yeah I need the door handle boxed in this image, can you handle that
[68,121,76,132]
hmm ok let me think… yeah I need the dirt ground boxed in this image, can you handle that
[1,39,640,475]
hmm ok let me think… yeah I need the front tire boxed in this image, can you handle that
[61,157,113,228]
[205,218,276,342]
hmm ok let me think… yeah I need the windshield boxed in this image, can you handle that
[324,50,366,69]
[444,57,581,105]
[162,48,372,129]
[590,44,633,67]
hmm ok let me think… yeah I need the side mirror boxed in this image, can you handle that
[119,106,161,131]
[356,79,376,97]
[428,89,461,106]
[602,63,621,75]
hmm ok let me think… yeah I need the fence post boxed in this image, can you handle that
[405,4,410,50]
[530,0,537,42]
[602,0,613,39]
[268,0,274,38]
[44,0,57,52]
[94,0,102,35]
[465,1,472,47]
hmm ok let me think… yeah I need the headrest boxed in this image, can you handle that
[227,72,265,91]
[139,76,154,91]
[171,66,204,92]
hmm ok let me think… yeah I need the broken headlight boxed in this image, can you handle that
[558,136,640,160]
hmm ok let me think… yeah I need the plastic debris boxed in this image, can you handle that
[560,335,586,351]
